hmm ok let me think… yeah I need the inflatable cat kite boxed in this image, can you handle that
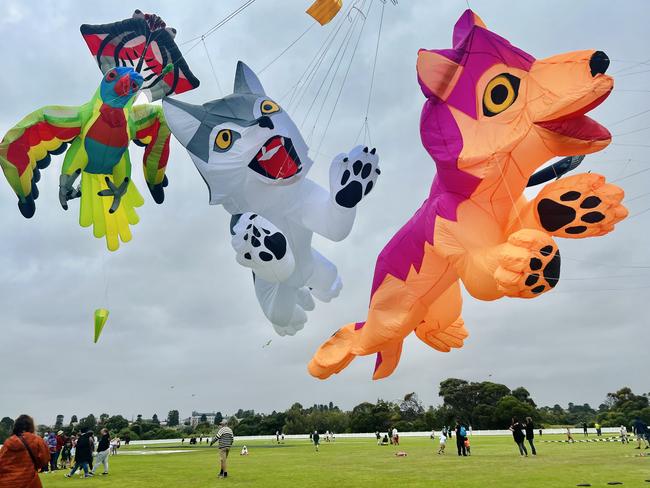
[163,62,380,336]
[309,10,628,380]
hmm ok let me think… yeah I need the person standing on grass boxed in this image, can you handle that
[464,437,471,456]
[524,417,537,456]
[46,432,58,471]
[55,431,65,469]
[211,420,234,478]
[91,429,110,476]
[313,431,320,452]
[65,429,93,478]
[60,439,72,469]
[455,421,467,456]
[510,417,528,457]
[0,414,50,488]
[392,427,399,446]
[582,422,588,437]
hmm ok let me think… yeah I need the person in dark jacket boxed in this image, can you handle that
[455,420,467,456]
[524,417,537,455]
[0,414,50,488]
[91,429,111,475]
[510,417,528,456]
[65,430,94,478]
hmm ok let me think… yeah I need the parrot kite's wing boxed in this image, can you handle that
[527,155,585,187]
[0,106,83,218]
[80,10,200,102]
[131,104,172,203]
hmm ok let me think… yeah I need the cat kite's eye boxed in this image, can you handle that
[260,100,280,115]
[483,73,520,117]
[214,129,237,152]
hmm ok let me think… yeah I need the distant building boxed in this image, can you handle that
[184,411,218,427]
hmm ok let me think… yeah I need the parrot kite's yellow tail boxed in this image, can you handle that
[79,172,144,251]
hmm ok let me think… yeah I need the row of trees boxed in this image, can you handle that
[2,380,648,443]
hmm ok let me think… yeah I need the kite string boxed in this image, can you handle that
[259,22,317,74]
[307,4,366,141]
[315,0,374,154]
[358,0,386,145]
[202,37,224,96]
[181,0,257,49]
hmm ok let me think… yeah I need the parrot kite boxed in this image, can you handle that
[0,10,199,251]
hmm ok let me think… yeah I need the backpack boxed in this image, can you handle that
[460,426,467,437]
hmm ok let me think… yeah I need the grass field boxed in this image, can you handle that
[40,435,649,488]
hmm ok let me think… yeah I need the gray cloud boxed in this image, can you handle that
[0,0,649,425]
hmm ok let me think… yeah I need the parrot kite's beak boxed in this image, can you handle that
[114,75,132,97]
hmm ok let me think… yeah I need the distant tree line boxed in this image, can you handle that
[1,380,647,443]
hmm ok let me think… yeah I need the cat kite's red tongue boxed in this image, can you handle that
[255,136,299,179]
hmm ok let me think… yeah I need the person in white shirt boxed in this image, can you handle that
[438,431,447,454]
[392,427,399,446]
[620,425,628,444]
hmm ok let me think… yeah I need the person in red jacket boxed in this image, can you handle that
[0,414,50,488]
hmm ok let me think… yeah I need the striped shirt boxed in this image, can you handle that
[213,427,234,449]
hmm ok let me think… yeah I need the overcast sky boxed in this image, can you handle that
[1,0,649,426]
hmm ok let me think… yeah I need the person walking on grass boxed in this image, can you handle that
[524,417,537,456]
[437,430,447,455]
[510,417,528,457]
[91,429,110,476]
[211,420,234,479]
[620,425,628,444]
[566,427,574,443]
[0,414,50,488]
[65,429,93,478]
[632,417,649,449]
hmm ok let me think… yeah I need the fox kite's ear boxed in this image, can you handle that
[234,61,266,95]
[453,9,486,48]
[417,50,461,101]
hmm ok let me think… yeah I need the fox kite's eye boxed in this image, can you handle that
[106,71,117,82]
[483,73,520,117]
[260,100,280,115]
[214,129,239,152]
[131,81,139,91]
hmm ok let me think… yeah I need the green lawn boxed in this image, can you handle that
[41,435,649,487]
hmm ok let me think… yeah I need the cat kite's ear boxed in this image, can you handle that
[416,50,461,101]
[453,9,486,48]
[234,61,266,95]
[162,98,205,147]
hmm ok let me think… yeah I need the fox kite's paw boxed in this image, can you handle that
[535,173,628,238]
[495,229,560,298]
[232,213,295,282]
[330,145,380,209]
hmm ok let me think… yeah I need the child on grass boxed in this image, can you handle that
[438,431,447,455]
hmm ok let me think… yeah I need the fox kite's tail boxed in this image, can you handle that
[79,172,144,251]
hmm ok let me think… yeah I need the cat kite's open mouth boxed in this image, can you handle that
[248,136,302,180]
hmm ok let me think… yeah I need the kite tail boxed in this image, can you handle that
[79,172,144,251]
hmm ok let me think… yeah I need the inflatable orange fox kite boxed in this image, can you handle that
[309,10,628,380]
